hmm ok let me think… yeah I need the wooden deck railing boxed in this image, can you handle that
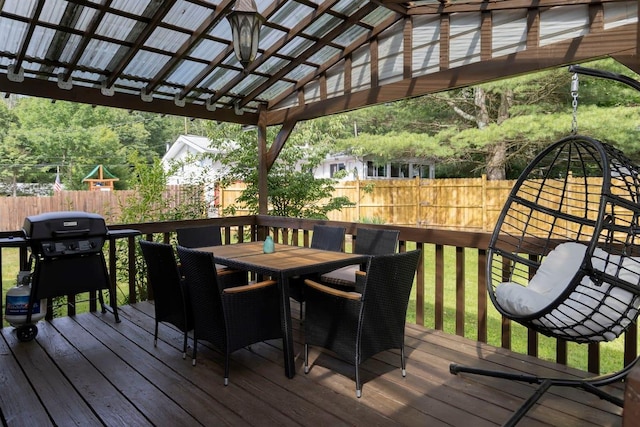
[2,215,637,376]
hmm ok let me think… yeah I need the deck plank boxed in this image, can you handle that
[0,302,625,427]
[2,324,101,426]
[0,329,52,426]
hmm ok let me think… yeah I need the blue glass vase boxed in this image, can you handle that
[263,235,275,253]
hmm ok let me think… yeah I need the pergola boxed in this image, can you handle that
[0,0,638,212]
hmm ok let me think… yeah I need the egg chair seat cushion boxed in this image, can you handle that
[495,242,640,341]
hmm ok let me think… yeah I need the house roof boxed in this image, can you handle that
[0,1,637,128]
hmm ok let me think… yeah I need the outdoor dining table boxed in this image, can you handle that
[196,240,370,378]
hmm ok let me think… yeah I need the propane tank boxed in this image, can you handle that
[5,271,46,327]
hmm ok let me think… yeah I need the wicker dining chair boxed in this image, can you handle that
[320,227,399,291]
[176,225,223,247]
[138,240,193,359]
[289,225,346,318]
[176,245,283,385]
[303,249,421,397]
[177,225,247,287]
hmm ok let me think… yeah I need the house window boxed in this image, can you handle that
[390,163,409,178]
[330,163,345,177]
[366,161,387,177]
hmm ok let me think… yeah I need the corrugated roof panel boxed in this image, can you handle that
[326,60,345,97]
[145,26,190,52]
[304,14,341,39]
[351,45,371,92]
[285,63,315,81]
[260,79,294,100]
[25,26,57,59]
[412,15,440,77]
[73,6,100,32]
[58,33,83,63]
[259,25,287,52]
[190,38,228,61]
[124,50,172,77]
[540,5,589,47]
[255,56,289,75]
[0,17,28,54]
[78,39,122,70]
[95,12,138,40]
[68,69,103,83]
[39,0,67,25]
[333,24,368,47]
[208,17,232,41]
[378,22,404,84]
[307,45,340,66]
[201,66,237,91]
[1,0,37,16]
[167,60,208,86]
[362,7,395,27]
[232,73,267,95]
[333,0,368,15]
[449,12,481,67]
[274,91,299,110]
[110,0,152,16]
[163,0,212,28]
[492,9,527,58]
[304,80,321,103]
[279,36,314,57]
[603,1,637,30]
[269,1,314,31]
[116,77,146,90]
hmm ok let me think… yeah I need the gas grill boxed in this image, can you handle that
[18,211,118,341]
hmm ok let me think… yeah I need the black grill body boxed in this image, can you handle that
[24,211,117,328]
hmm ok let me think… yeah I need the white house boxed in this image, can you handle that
[163,135,435,184]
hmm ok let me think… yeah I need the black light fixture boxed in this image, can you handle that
[227,0,264,69]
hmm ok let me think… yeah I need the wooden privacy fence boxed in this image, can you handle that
[0,186,192,231]
[220,176,517,231]
[0,176,612,233]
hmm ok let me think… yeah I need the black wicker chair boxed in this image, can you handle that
[303,249,421,397]
[176,225,223,247]
[320,227,399,290]
[138,240,193,359]
[449,135,640,426]
[176,245,283,385]
[289,224,346,317]
[177,225,248,287]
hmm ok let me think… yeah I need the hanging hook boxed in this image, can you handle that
[571,73,579,135]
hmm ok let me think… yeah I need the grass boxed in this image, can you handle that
[2,241,630,375]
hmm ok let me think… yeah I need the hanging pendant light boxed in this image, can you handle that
[227,0,264,69]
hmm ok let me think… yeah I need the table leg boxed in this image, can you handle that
[278,273,296,378]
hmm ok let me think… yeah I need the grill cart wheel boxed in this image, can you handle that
[16,324,38,342]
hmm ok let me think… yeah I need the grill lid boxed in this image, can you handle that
[23,211,107,240]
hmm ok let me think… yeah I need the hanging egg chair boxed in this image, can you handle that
[450,66,640,426]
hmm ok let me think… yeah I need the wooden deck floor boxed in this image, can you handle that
[1,302,624,426]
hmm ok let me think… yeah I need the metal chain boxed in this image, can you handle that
[571,73,579,134]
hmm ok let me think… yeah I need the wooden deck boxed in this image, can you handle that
[1,302,624,427]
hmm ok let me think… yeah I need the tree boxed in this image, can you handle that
[204,119,354,219]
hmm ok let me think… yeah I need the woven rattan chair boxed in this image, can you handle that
[449,135,640,426]
[176,225,223,247]
[289,225,346,317]
[320,227,399,290]
[176,245,283,385]
[138,240,193,359]
[177,225,247,287]
[303,249,421,397]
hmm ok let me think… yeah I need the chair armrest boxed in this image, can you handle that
[355,270,366,277]
[223,280,276,294]
[218,267,241,276]
[304,279,361,300]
